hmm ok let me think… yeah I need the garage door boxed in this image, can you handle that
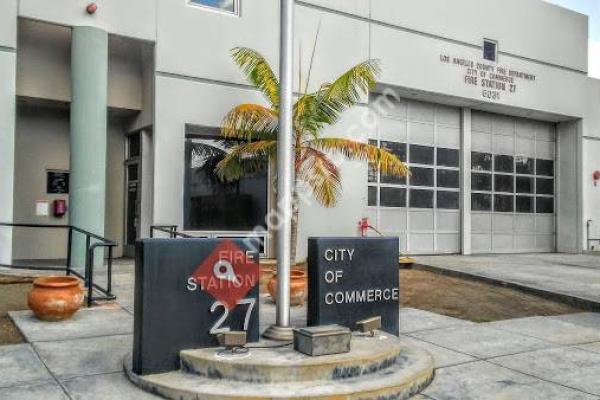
[366,98,461,255]
[470,111,556,253]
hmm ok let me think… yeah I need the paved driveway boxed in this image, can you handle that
[416,253,600,308]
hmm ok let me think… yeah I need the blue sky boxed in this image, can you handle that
[545,0,600,77]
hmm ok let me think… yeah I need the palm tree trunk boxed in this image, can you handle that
[289,182,299,267]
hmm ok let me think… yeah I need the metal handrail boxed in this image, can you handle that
[0,222,118,306]
[150,225,194,239]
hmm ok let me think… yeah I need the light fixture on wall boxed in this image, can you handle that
[86,3,98,14]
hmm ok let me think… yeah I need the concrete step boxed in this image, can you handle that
[180,333,404,383]
[125,345,434,400]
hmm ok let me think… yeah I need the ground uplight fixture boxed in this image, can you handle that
[356,316,382,337]
[215,331,249,355]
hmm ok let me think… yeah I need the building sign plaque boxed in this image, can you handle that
[307,237,400,336]
[133,238,260,375]
[440,54,536,102]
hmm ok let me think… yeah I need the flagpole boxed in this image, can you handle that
[263,0,295,341]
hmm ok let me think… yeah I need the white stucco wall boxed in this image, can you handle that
[18,0,156,41]
[12,108,126,260]
[0,0,17,264]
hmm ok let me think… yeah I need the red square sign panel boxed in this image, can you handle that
[191,240,259,309]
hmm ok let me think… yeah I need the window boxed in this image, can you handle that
[184,138,267,231]
[483,39,498,62]
[190,0,238,14]
[472,193,492,211]
[494,174,513,193]
[368,140,459,210]
[380,187,406,208]
[472,152,492,171]
[494,195,514,213]
[472,173,492,191]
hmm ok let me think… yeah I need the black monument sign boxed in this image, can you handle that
[308,237,399,335]
[133,238,260,375]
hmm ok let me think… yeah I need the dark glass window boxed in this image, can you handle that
[368,186,377,206]
[437,191,459,210]
[127,164,138,182]
[483,40,497,62]
[494,174,514,193]
[381,173,406,185]
[410,167,434,187]
[380,187,406,208]
[472,152,492,171]
[437,169,459,188]
[381,141,407,162]
[536,197,554,214]
[184,138,268,231]
[536,178,554,195]
[409,189,434,208]
[409,145,434,165]
[128,134,141,158]
[472,173,492,191]
[536,159,554,177]
[191,0,236,13]
[515,156,534,175]
[516,177,534,194]
[494,155,514,173]
[494,195,514,212]
[516,196,534,213]
[437,148,459,167]
[472,193,492,211]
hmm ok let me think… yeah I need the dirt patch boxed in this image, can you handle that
[400,268,582,322]
[0,278,31,345]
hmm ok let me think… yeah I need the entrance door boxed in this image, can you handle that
[124,134,141,257]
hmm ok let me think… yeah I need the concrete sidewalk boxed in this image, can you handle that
[2,258,600,399]
[416,253,600,309]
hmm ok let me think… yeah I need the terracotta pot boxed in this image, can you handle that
[28,276,84,321]
[267,269,308,306]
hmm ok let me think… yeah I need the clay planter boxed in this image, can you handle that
[267,269,308,306]
[28,276,84,321]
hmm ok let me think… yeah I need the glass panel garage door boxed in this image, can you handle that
[470,111,556,253]
[366,98,461,255]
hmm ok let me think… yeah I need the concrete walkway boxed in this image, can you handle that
[416,253,600,309]
[2,259,600,399]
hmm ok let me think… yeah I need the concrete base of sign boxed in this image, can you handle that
[124,332,434,399]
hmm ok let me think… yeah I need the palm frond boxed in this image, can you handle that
[215,140,276,182]
[221,103,278,141]
[297,147,341,207]
[231,47,280,108]
[295,59,380,135]
[309,138,409,178]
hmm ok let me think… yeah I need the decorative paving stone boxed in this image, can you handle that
[0,344,53,388]
[10,308,133,342]
[487,316,600,345]
[400,308,473,334]
[410,325,552,358]
[34,334,132,379]
[0,381,69,400]
[398,335,476,368]
[491,346,600,396]
[62,372,160,399]
[423,360,596,400]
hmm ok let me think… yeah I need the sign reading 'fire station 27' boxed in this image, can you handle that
[133,238,260,375]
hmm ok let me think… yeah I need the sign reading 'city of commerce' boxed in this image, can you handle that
[307,237,400,336]
[440,54,536,102]
[133,238,260,375]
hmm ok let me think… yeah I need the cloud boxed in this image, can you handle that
[590,40,600,79]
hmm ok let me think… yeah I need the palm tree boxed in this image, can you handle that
[216,47,409,264]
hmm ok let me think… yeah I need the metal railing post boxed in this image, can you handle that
[66,227,73,276]
[107,245,113,295]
